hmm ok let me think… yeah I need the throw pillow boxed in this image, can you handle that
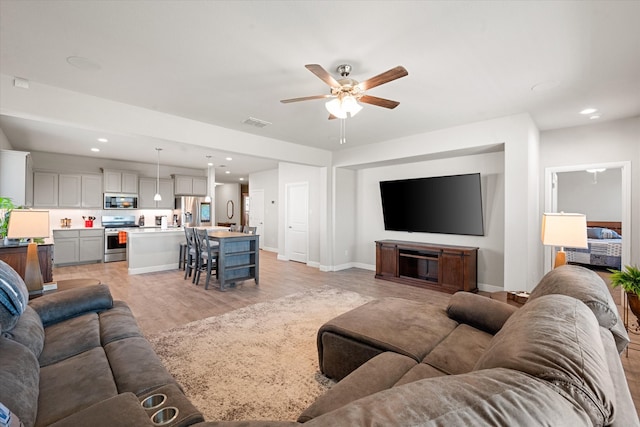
[0,261,29,333]
[587,227,603,239]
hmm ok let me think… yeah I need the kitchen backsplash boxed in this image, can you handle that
[49,208,174,230]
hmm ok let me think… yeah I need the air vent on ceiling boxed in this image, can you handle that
[242,117,272,128]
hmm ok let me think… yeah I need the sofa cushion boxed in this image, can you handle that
[422,324,493,375]
[530,265,616,327]
[46,393,156,427]
[394,362,447,387]
[474,294,615,426]
[38,313,101,367]
[1,305,44,357]
[446,291,517,334]
[99,301,143,345]
[0,336,39,427]
[0,260,29,333]
[317,298,458,380]
[298,352,416,423]
[305,368,592,426]
[104,336,178,395]
[37,347,118,427]
[29,284,112,327]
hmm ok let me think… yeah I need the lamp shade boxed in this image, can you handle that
[541,213,588,248]
[325,98,347,118]
[7,210,50,239]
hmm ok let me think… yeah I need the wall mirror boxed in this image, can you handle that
[227,200,234,219]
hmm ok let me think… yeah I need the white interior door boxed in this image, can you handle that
[249,189,265,249]
[285,182,308,263]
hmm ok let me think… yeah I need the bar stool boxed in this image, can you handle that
[183,227,198,281]
[178,242,188,270]
[194,228,219,289]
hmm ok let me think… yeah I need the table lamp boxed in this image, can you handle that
[7,209,50,296]
[541,212,588,269]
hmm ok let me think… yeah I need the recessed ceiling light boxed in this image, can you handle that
[207,162,213,166]
[239,177,245,181]
[225,171,231,174]
[589,114,601,120]
[91,148,100,152]
[226,157,232,161]
[97,138,108,142]
[580,108,598,115]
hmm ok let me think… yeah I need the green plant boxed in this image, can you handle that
[0,197,16,239]
[609,265,640,296]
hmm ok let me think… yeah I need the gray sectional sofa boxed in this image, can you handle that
[0,260,203,427]
[1,258,638,426]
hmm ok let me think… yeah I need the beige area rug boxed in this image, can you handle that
[148,287,374,422]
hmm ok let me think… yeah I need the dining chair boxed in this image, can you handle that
[194,228,220,289]
[183,227,198,281]
[230,224,242,232]
[244,226,257,234]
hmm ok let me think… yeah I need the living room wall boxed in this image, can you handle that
[333,113,540,292]
[539,115,640,267]
[354,151,505,290]
[248,168,279,252]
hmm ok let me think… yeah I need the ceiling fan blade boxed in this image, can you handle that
[280,94,333,103]
[358,66,408,91]
[359,94,400,109]
[305,64,341,88]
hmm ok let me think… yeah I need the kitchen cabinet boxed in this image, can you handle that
[81,175,103,208]
[0,150,33,207]
[58,174,82,208]
[33,172,59,207]
[139,177,174,208]
[53,229,103,265]
[34,172,102,208]
[103,169,138,194]
[173,175,207,196]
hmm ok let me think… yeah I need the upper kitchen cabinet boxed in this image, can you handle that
[173,175,207,196]
[0,150,33,207]
[33,172,102,208]
[103,169,138,194]
[33,172,59,207]
[81,175,103,208]
[139,177,174,209]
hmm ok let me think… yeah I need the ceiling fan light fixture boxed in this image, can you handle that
[342,95,362,116]
[325,98,347,119]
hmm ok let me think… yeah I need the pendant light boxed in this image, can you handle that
[154,148,162,201]
[204,155,212,202]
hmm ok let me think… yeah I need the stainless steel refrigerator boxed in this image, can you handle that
[175,196,212,227]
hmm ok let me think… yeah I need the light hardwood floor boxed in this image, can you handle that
[52,251,639,414]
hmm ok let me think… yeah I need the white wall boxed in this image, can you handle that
[333,113,540,291]
[557,169,622,221]
[215,183,241,226]
[354,151,505,289]
[540,116,640,267]
[248,169,278,251]
[278,162,322,266]
[332,168,357,269]
[0,127,12,149]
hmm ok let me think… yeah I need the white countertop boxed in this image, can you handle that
[53,226,105,231]
[128,227,183,234]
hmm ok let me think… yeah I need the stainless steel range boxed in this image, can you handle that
[102,215,139,262]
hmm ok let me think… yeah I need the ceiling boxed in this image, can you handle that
[1,1,639,181]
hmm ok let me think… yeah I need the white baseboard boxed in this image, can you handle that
[477,283,503,293]
[277,254,289,262]
[307,261,320,269]
[128,263,178,275]
[262,246,278,253]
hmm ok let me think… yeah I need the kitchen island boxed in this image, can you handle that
[126,226,229,275]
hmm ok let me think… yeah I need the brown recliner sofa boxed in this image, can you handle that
[195,265,639,426]
[0,260,203,427]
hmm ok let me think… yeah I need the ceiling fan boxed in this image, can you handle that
[280,64,408,119]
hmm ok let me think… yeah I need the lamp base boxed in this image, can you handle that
[24,242,44,296]
[553,250,567,269]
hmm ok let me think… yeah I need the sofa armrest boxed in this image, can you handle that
[28,284,113,326]
[447,292,517,334]
[47,393,155,427]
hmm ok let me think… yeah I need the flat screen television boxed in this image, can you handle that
[379,173,484,236]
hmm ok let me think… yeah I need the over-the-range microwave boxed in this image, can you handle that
[104,193,138,209]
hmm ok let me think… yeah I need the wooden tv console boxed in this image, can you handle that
[375,240,478,294]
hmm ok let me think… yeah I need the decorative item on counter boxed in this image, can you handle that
[139,215,145,226]
[60,218,71,228]
[82,216,96,228]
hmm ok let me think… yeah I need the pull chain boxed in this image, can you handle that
[339,118,347,144]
